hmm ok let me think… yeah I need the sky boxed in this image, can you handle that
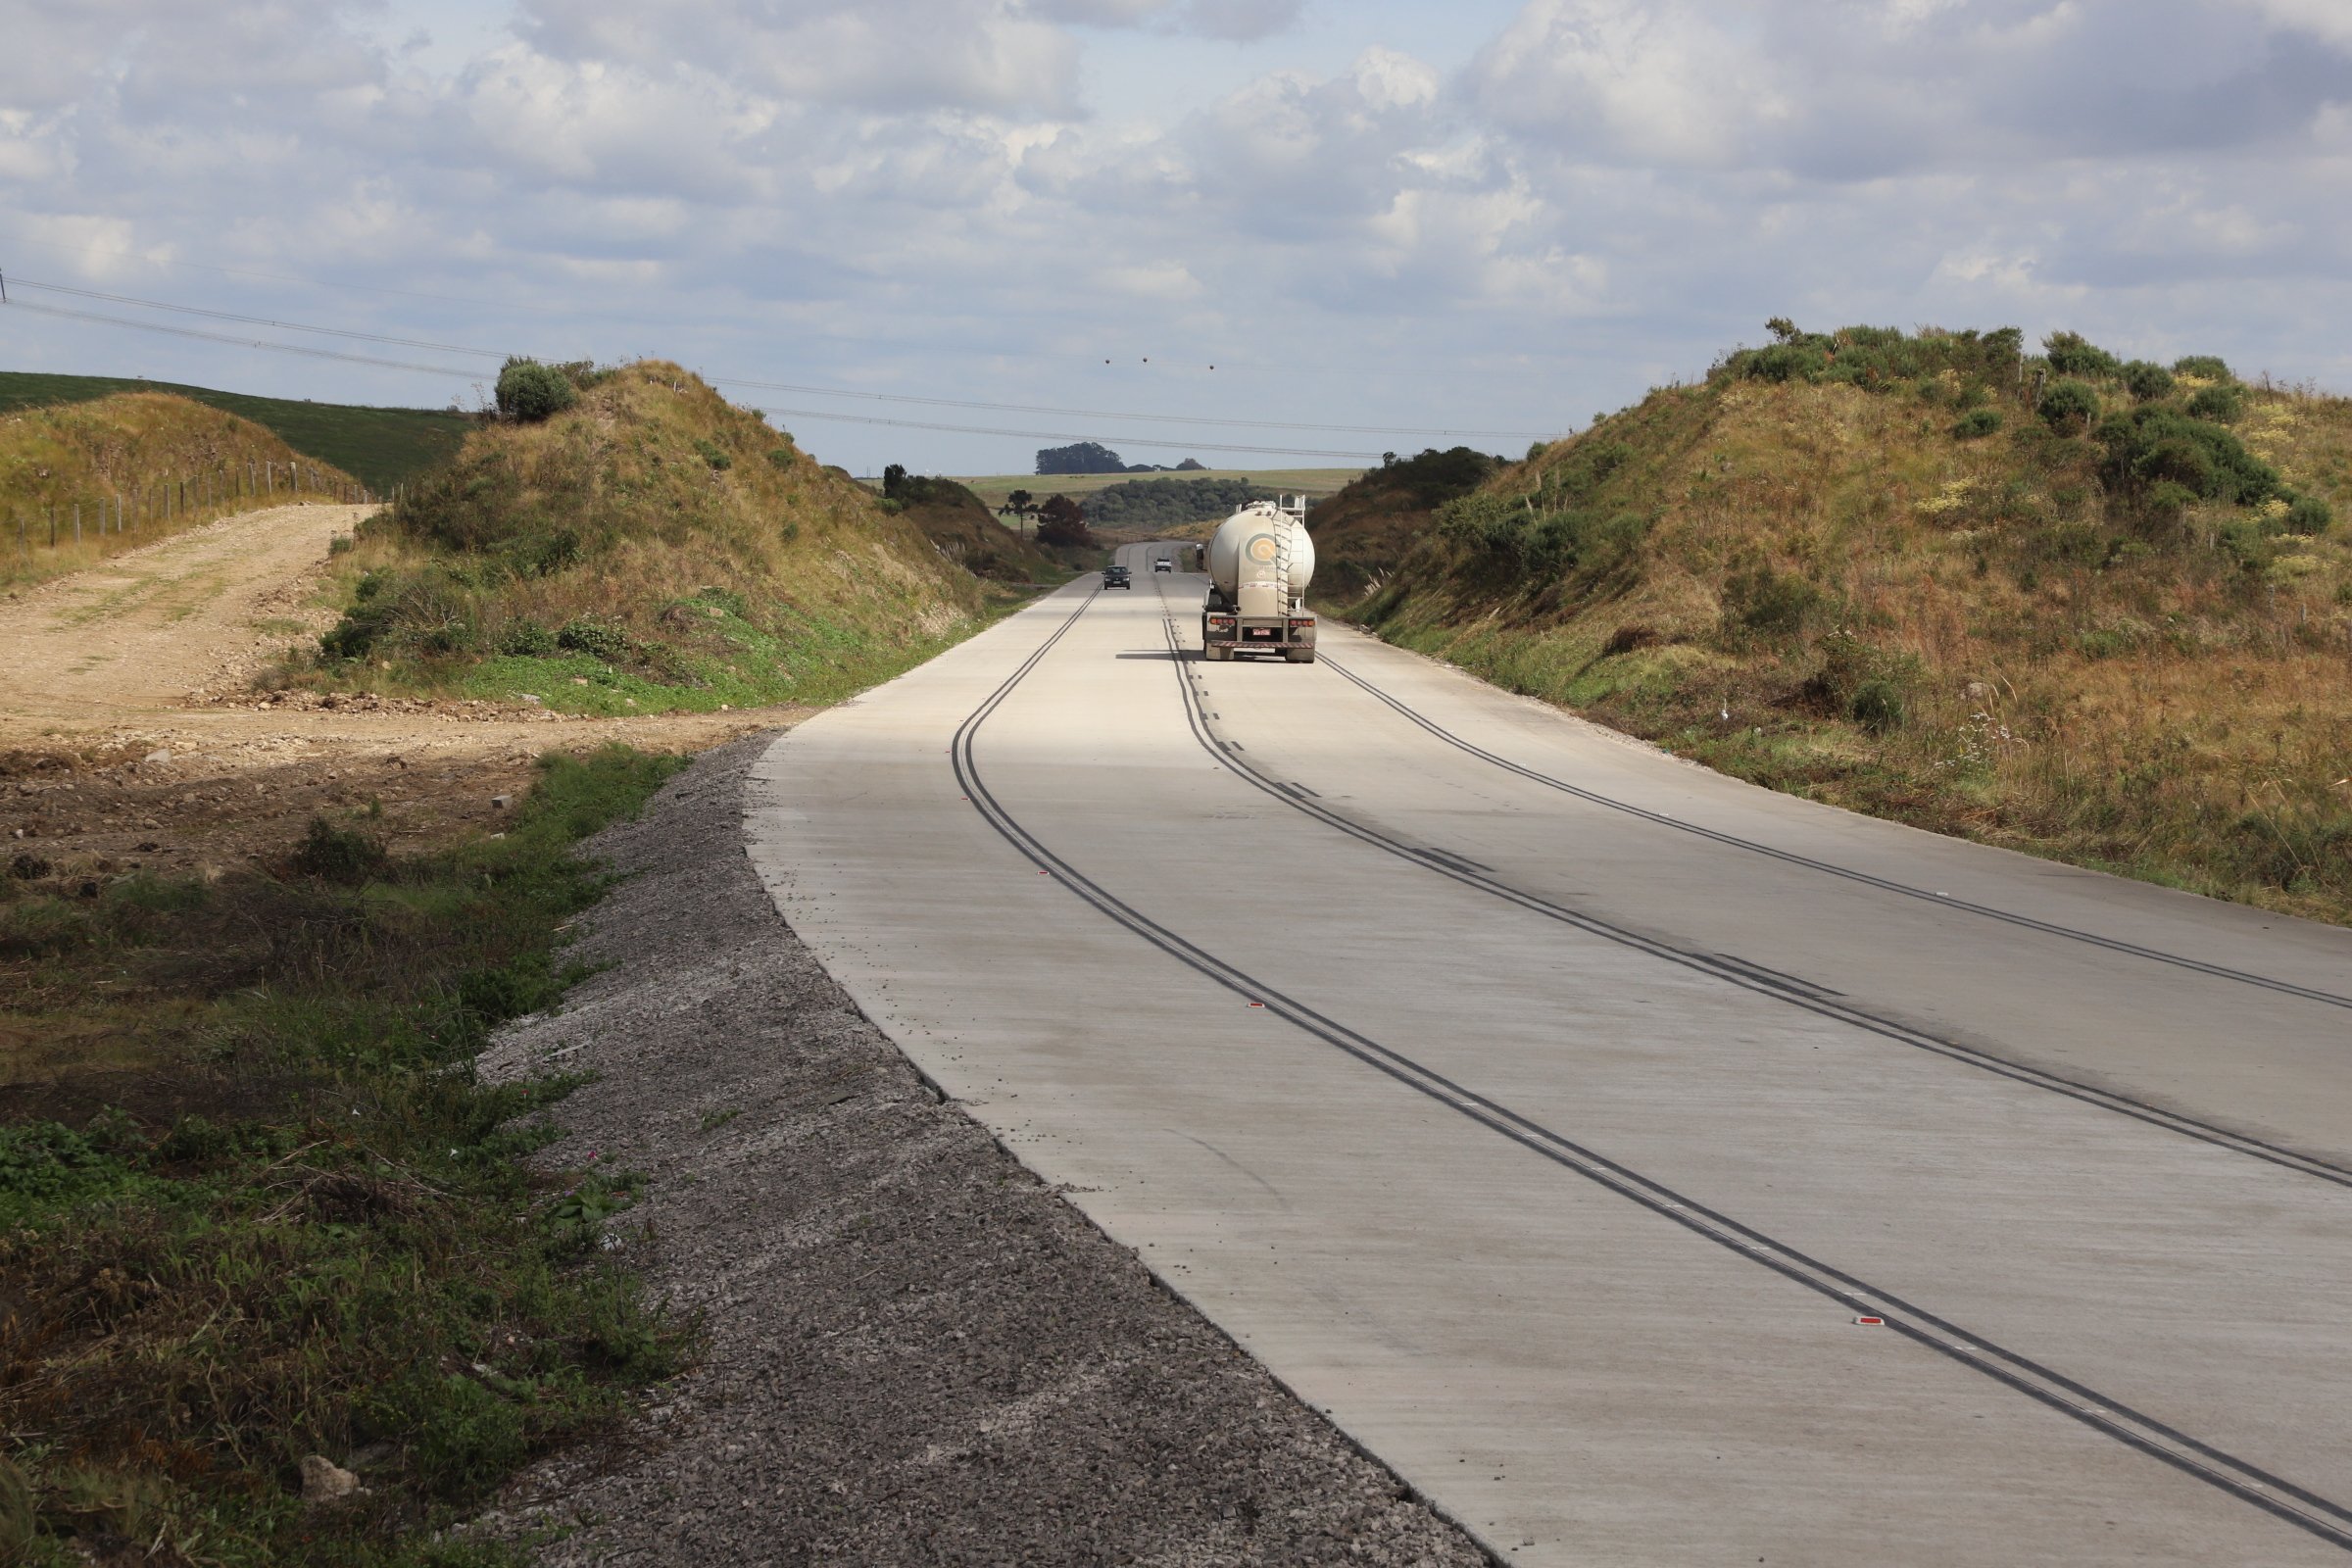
[3,0,2349,476]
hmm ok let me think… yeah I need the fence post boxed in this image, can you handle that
[74,503,81,544]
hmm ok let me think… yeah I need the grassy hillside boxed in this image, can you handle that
[0,370,470,493]
[1,392,359,587]
[881,473,1066,582]
[1081,476,1277,529]
[1329,324,2352,925]
[298,363,994,714]
[1304,447,1504,600]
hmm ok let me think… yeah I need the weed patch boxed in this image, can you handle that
[0,746,691,1565]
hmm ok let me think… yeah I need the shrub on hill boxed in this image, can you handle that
[2037,379,2100,433]
[495,358,579,422]
[1721,321,2024,394]
[2187,384,2245,423]
[2043,331,2122,379]
[2092,406,2281,507]
[2124,362,2176,401]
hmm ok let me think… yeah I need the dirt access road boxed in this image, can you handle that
[0,501,764,885]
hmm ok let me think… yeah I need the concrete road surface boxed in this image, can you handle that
[747,544,2352,1565]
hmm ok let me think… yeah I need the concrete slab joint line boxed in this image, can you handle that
[754,554,2352,1564]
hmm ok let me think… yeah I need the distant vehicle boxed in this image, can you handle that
[1152,556,1173,572]
[1201,498,1315,662]
[1102,564,1133,589]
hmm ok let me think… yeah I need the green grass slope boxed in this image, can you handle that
[883,474,1065,582]
[0,370,470,493]
[1327,324,2352,925]
[297,362,995,714]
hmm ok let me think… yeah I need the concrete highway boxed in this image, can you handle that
[747,542,2352,1564]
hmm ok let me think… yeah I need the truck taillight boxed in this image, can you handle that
[1289,618,1313,628]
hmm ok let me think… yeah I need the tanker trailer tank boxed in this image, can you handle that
[1200,496,1316,663]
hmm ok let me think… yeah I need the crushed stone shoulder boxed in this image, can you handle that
[477,733,1494,1566]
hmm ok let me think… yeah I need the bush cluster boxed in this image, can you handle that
[1080,477,1273,527]
[495,358,579,422]
[2092,406,2283,507]
[1719,321,2025,395]
[1720,565,1822,638]
[1435,490,1648,581]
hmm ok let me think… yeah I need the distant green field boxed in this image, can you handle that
[955,467,1361,509]
[0,370,472,493]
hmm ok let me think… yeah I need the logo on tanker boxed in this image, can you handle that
[1246,534,1279,570]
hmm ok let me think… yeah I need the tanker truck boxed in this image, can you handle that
[1200,496,1316,663]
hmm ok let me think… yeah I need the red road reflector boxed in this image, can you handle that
[1854,1315,1885,1327]
[1248,1002,1265,1008]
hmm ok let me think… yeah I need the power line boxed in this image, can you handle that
[4,271,1547,440]
[711,373,1544,438]
[10,277,513,360]
[0,294,1378,456]
[1,298,484,379]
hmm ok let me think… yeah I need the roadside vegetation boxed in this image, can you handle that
[953,466,1360,512]
[0,372,471,496]
[1,746,691,1566]
[291,362,1003,716]
[1078,476,1274,530]
[1,392,360,588]
[875,466,1066,582]
[1325,323,2352,925]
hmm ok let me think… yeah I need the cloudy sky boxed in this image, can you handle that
[3,0,2348,475]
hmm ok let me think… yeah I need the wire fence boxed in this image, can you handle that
[7,459,372,565]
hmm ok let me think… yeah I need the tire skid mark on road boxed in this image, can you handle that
[1152,586,2352,1191]
[952,578,2352,1555]
[1319,651,2352,1013]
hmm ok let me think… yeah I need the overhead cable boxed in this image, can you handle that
[1,298,485,378]
[711,373,1543,438]
[4,272,1543,441]
[9,277,512,360]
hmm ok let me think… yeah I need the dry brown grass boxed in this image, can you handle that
[2,393,359,588]
[1340,350,2352,924]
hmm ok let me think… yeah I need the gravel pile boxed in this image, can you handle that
[478,733,1492,1565]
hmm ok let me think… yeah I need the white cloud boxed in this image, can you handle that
[6,0,2352,473]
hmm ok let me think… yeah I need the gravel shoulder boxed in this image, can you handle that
[477,734,1493,1566]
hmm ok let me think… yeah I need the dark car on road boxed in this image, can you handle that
[1102,564,1133,589]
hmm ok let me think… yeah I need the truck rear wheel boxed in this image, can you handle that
[1203,645,1231,662]
[1283,648,1316,664]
